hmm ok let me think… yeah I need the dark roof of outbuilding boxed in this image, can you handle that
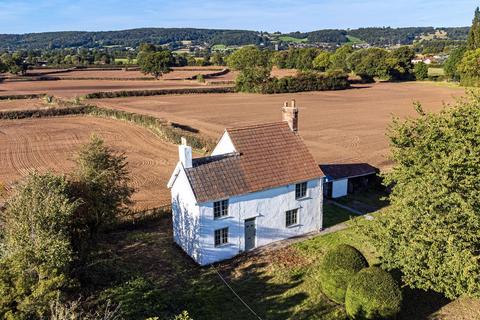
[185,121,324,203]
[319,163,377,181]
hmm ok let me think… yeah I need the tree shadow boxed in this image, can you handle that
[90,214,344,320]
[399,288,451,320]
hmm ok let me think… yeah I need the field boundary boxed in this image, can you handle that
[0,93,47,100]
[0,105,216,151]
[83,86,235,99]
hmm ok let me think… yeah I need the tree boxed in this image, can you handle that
[457,48,480,86]
[347,48,391,81]
[70,135,134,247]
[137,50,174,79]
[414,62,429,80]
[313,51,332,71]
[364,93,480,299]
[0,173,80,319]
[330,45,354,71]
[227,46,272,92]
[390,46,415,80]
[467,7,480,49]
[444,45,466,81]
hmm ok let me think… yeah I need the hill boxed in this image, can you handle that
[0,26,470,50]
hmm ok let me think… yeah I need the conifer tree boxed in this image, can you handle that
[467,7,480,49]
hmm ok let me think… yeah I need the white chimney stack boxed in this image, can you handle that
[179,137,192,168]
[282,99,299,132]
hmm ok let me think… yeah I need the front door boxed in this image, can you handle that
[244,218,256,251]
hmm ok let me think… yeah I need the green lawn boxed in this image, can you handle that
[322,203,355,228]
[278,35,308,43]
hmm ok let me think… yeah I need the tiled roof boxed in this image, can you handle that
[185,121,324,203]
[320,163,377,181]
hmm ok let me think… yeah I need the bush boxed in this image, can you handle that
[260,70,349,94]
[414,62,429,80]
[345,267,402,319]
[318,244,368,303]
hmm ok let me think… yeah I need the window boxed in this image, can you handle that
[214,199,229,219]
[295,182,308,199]
[214,227,229,246]
[286,209,298,227]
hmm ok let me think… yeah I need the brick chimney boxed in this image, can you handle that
[282,99,299,132]
[178,137,192,168]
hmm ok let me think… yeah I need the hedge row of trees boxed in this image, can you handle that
[227,45,418,93]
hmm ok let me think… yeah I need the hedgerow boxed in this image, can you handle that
[0,105,215,151]
[83,86,235,99]
[259,71,350,94]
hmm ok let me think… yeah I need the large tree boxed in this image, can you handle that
[467,7,480,49]
[227,46,271,92]
[457,48,480,86]
[0,173,81,318]
[364,94,480,299]
[313,51,332,71]
[137,49,174,79]
[444,45,467,81]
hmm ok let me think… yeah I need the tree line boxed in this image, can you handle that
[0,27,470,51]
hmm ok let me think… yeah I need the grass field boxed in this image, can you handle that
[114,58,137,64]
[428,67,445,77]
[346,35,364,44]
[278,35,308,43]
[88,203,480,319]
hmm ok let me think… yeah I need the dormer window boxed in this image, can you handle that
[295,182,308,199]
[214,199,229,219]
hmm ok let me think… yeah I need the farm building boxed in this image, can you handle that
[167,100,325,265]
[320,163,377,198]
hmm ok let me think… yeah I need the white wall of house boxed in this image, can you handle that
[331,178,348,198]
[211,132,236,156]
[196,178,324,266]
[170,165,201,262]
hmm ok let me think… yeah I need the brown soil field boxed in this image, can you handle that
[0,79,217,98]
[0,116,179,209]
[92,82,465,170]
[0,98,49,111]
[54,69,154,79]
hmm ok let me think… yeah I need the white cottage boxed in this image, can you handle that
[167,100,325,265]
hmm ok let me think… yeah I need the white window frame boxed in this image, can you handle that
[214,227,229,247]
[213,199,229,219]
[286,209,299,227]
[295,182,308,199]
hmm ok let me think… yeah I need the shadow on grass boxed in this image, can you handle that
[87,214,343,320]
[399,288,451,320]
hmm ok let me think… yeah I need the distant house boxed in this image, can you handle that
[320,163,377,198]
[168,101,325,265]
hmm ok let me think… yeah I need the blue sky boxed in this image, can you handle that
[0,0,478,34]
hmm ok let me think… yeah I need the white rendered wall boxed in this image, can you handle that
[332,178,348,198]
[196,178,324,265]
[211,132,236,156]
[171,166,201,263]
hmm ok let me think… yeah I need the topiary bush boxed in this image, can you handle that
[345,267,402,319]
[318,244,368,303]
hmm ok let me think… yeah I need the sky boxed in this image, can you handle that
[0,0,478,34]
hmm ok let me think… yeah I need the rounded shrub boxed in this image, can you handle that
[345,267,402,319]
[318,244,368,304]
